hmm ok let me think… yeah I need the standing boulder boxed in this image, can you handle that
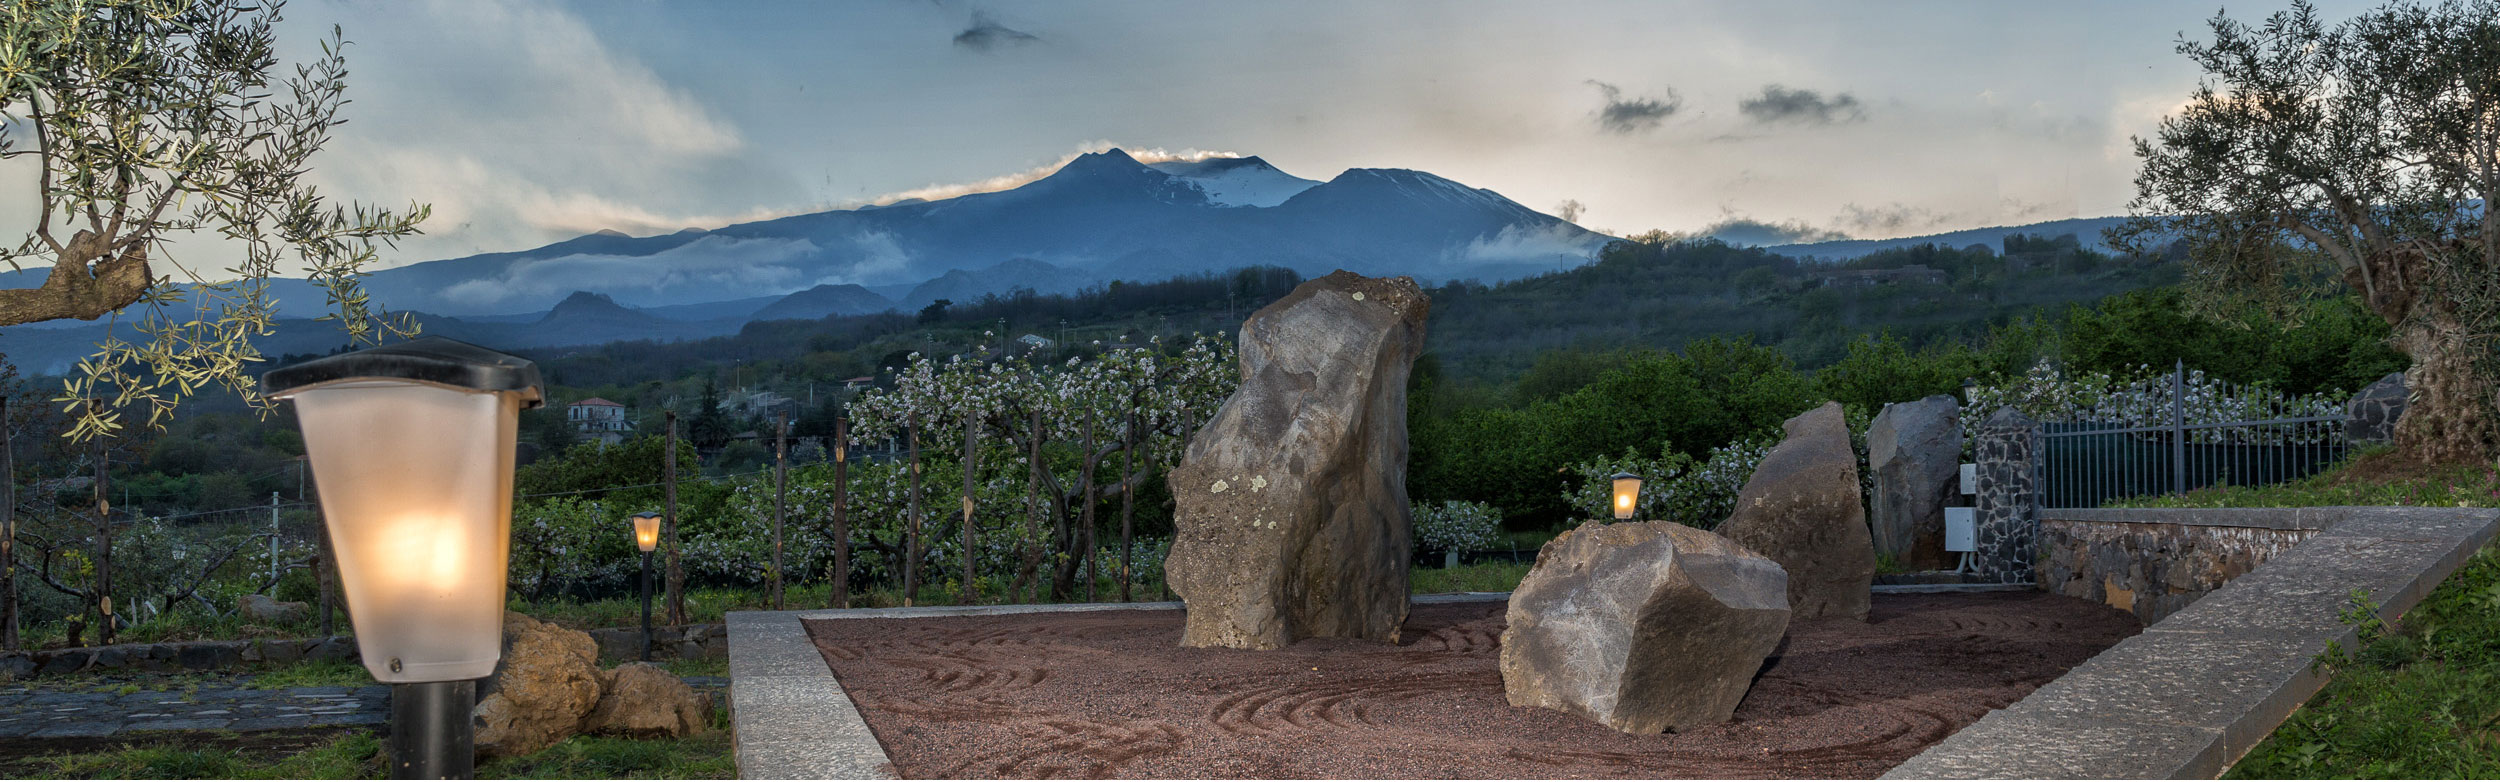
[1164,271,1430,650]
[1500,521,1790,734]
[1717,402,1876,620]
[2344,372,2407,444]
[583,662,710,738]
[473,612,605,758]
[1867,395,1961,571]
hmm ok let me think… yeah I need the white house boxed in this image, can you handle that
[568,397,633,445]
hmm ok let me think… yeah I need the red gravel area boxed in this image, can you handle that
[805,592,2139,779]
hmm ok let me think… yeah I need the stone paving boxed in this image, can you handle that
[0,676,727,740]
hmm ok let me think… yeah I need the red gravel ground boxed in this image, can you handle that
[804,591,2139,779]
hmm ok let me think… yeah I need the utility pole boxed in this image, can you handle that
[904,413,922,607]
[830,415,849,609]
[1,396,16,651]
[959,420,978,605]
[270,492,281,587]
[664,411,685,624]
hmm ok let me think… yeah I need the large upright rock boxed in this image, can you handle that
[1500,521,1790,734]
[1867,395,1961,571]
[1717,402,1876,620]
[1164,271,1430,650]
[2345,372,2407,445]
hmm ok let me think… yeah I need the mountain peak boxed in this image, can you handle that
[544,290,633,318]
[1058,147,1148,174]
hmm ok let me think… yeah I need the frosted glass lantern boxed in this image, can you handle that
[632,512,662,553]
[266,337,543,684]
[1611,472,1642,521]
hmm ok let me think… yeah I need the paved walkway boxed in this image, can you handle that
[0,676,727,740]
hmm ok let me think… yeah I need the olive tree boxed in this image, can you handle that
[2119,0,2500,462]
[1,0,425,438]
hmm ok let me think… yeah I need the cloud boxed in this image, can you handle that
[1739,84,1866,125]
[954,11,1040,51]
[1692,215,1849,246]
[856,141,1241,206]
[1456,222,1606,265]
[1836,202,1955,236]
[1587,81,1681,134]
[436,235,828,310]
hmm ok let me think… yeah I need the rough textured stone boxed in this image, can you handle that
[1164,271,1430,650]
[1716,402,1875,620]
[2344,372,2406,444]
[473,612,605,758]
[1974,408,2041,584]
[2037,515,2316,624]
[583,662,710,738]
[237,594,310,625]
[1499,521,1790,734]
[1867,395,1962,571]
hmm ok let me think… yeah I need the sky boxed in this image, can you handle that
[8,0,2392,271]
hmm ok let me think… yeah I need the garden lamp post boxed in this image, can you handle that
[632,511,661,661]
[1611,472,1643,521]
[264,337,542,780]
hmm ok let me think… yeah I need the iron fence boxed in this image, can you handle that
[2034,362,2350,508]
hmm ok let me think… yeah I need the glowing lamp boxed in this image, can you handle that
[1610,472,1643,521]
[633,511,662,553]
[266,337,540,779]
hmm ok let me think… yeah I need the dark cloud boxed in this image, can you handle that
[953,11,1039,51]
[1587,81,1681,134]
[1838,202,1954,235]
[1697,217,1848,247]
[1739,84,1866,125]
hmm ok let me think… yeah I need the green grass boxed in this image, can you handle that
[242,660,371,690]
[658,657,728,678]
[2112,451,2500,778]
[2225,542,2500,778]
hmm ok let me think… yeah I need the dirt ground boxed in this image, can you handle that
[805,591,2140,779]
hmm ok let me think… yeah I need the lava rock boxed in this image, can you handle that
[237,594,310,625]
[583,662,710,738]
[1500,520,1791,734]
[473,612,604,758]
[2345,372,2406,444]
[1867,395,1962,571]
[1164,270,1430,650]
[1717,402,1877,621]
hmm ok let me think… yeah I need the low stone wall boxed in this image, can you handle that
[0,635,359,679]
[0,622,728,679]
[2037,508,2334,624]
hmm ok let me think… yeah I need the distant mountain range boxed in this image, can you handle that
[0,147,2137,374]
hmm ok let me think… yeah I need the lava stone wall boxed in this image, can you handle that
[1973,409,2041,584]
[2037,516,2318,624]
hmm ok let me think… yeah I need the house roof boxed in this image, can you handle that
[571,397,625,408]
[843,376,875,383]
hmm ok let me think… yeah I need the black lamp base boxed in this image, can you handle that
[390,680,476,779]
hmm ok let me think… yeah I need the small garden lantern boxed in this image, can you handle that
[632,511,662,661]
[265,337,541,780]
[1611,472,1642,521]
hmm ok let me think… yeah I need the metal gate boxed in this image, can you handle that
[2035,362,2350,508]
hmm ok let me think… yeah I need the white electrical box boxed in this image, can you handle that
[1959,463,1978,496]
[1944,507,1978,552]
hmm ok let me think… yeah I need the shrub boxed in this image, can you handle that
[1562,439,1771,529]
[1411,500,1502,554]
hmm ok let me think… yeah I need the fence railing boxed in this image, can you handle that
[2035,362,2350,508]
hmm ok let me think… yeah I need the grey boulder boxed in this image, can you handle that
[1717,402,1876,620]
[1867,395,1961,571]
[1164,270,1430,650]
[1499,520,1790,734]
[2344,372,2406,445]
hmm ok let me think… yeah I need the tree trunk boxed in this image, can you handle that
[960,422,978,605]
[91,405,113,645]
[831,415,850,609]
[1018,413,1044,604]
[905,413,922,607]
[1119,412,1136,603]
[2390,318,2498,463]
[772,414,788,610]
[665,411,685,624]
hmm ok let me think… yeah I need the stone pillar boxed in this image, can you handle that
[1973,407,2040,584]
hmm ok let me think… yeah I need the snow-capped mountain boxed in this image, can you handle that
[335,148,1611,317]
